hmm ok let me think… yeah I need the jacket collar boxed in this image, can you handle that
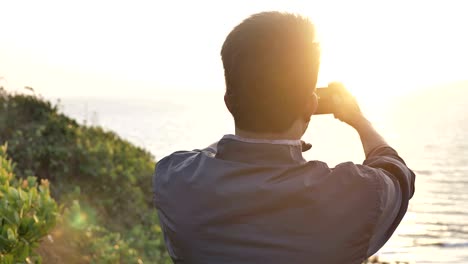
[215,134,306,165]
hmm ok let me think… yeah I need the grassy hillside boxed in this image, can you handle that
[0,88,170,263]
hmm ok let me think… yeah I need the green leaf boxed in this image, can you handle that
[13,211,20,225]
[6,228,16,241]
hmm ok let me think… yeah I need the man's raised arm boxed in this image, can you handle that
[332,85,416,256]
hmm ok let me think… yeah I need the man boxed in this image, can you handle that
[153,11,415,264]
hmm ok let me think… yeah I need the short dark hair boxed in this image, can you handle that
[221,11,320,133]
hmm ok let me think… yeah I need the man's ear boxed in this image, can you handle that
[311,92,319,115]
[303,92,318,121]
[306,92,318,118]
[224,93,234,114]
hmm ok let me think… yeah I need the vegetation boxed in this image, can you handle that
[0,88,170,263]
[0,144,58,264]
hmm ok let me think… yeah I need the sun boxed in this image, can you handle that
[307,1,468,106]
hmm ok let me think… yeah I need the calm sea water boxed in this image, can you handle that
[53,85,468,264]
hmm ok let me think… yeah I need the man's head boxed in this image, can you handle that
[221,12,321,134]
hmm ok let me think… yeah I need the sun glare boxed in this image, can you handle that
[0,1,466,99]
[308,1,468,105]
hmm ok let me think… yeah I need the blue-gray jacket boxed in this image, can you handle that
[153,135,415,264]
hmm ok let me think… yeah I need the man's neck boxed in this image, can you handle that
[235,119,307,140]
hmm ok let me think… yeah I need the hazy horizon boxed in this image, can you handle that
[1,0,468,101]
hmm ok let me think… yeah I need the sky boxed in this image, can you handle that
[1,0,467,101]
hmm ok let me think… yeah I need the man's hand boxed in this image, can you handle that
[329,83,366,129]
[330,83,389,157]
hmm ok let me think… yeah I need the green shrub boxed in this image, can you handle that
[0,89,170,263]
[0,89,154,227]
[60,200,143,264]
[0,144,58,263]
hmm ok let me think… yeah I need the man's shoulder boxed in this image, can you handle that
[156,150,204,172]
[333,161,389,182]
[327,161,394,197]
[153,150,206,194]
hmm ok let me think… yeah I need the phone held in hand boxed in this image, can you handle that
[314,84,342,115]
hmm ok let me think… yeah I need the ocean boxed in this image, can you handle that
[53,84,468,264]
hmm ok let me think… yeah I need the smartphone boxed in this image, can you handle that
[314,86,339,115]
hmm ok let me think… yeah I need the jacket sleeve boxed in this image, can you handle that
[363,146,416,256]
